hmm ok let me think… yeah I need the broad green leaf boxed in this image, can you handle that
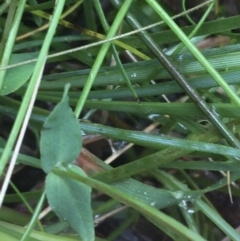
[46,171,94,241]
[0,52,38,95]
[40,85,81,173]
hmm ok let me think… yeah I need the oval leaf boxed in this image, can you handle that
[0,52,38,95]
[46,170,94,241]
[40,85,82,173]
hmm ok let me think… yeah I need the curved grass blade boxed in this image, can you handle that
[53,164,207,241]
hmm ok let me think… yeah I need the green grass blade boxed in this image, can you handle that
[0,0,26,90]
[0,0,66,192]
[74,0,134,117]
[53,164,207,241]
[145,0,240,108]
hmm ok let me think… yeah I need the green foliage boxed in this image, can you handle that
[0,52,37,95]
[46,171,94,241]
[40,84,82,173]
[40,85,93,240]
[1,0,240,241]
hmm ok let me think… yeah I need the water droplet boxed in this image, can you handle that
[172,191,184,199]
[112,140,128,151]
[211,105,220,117]
[148,114,160,120]
[179,200,187,208]
[179,197,196,214]
[131,73,137,78]
[144,192,147,195]
[94,214,101,219]
[150,202,156,206]
[232,125,236,133]
[178,55,183,61]
[187,209,195,214]
[234,157,240,161]
[94,214,102,227]
[81,130,87,136]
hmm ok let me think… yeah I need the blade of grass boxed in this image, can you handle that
[0,220,95,241]
[9,181,44,231]
[174,1,214,54]
[0,1,11,15]
[0,0,18,60]
[74,0,134,117]
[0,0,213,71]
[93,0,139,99]
[29,6,150,61]
[0,0,25,90]
[77,122,240,157]
[155,170,240,241]
[53,164,207,241]
[20,191,45,241]
[91,123,239,183]
[145,0,240,109]
[83,0,96,31]
[107,211,137,241]
[1,104,239,213]
[182,0,196,25]
[14,15,238,51]
[110,0,240,149]
[0,0,66,202]
[0,94,239,208]
[38,44,240,89]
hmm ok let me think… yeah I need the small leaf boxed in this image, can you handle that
[46,170,94,241]
[40,84,82,173]
[0,52,38,95]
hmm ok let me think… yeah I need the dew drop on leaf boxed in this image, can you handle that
[172,191,184,199]
[150,202,156,206]
[178,197,196,214]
